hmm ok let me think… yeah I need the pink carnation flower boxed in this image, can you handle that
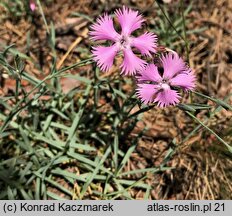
[89,6,157,75]
[30,0,36,11]
[136,53,196,107]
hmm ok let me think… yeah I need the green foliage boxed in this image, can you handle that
[0,44,173,199]
[152,1,206,53]
[0,0,28,18]
[0,0,54,20]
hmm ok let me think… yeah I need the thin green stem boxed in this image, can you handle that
[180,0,190,63]
[24,58,92,100]
[36,0,49,34]
[57,58,93,74]
[186,111,232,153]
[0,58,93,133]
[179,94,231,146]
[192,90,232,111]
[128,104,156,119]
[155,0,185,42]
[192,90,213,100]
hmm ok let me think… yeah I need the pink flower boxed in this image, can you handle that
[89,6,157,75]
[30,0,36,11]
[136,53,196,107]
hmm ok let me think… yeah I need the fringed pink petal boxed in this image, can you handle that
[154,89,180,107]
[137,64,162,83]
[115,6,144,35]
[136,84,158,104]
[170,69,196,91]
[161,53,186,79]
[121,48,146,76]
[131,32,157,56]
[92,45,119,72]
[89,14,120,41]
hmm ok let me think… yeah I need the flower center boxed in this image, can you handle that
[116,35,131,50]
[159,81,170,90]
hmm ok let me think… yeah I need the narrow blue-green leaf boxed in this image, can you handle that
[51,108,69,120]
[47,191,66,200]
[186,111,232,153]
[61,74,92,84]
[50,122,69,131]
[113,134,119,170]
[35,177,41,200]
[113,179,132,199]
[19,162,33,182]
[32,132,64,150]
[70,142,96,151]
[36,0,49,34]
[80,146,111,198]
[33,172,72,196]
[19,126,33,153]
[116,144,137,176]
[120,167,172,177]
[144,186,151,200]
[42,114,53,132]
[7,187,15,200]
[20,189,33,200]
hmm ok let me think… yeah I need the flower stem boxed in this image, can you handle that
[180,0,190,63]
[185,111,232,153]
[128,104,156,119]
